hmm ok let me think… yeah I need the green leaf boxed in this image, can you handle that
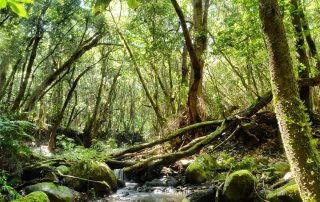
[9,1,28,18]
[93,0,111,15]
[17,0,34,3]
[0,0,7,9]
[127,0,138,9]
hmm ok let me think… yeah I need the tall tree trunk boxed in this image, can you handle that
[48,66,93,151]
[290,0,311,111]
[23,33,102,111]
[83,65,106,148]
[171,0,210,124]
[259,0,320,200]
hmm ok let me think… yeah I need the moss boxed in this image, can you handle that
[185,154,218,184]
[267,183,302,202]
[56,165,70,175]
[0,193,4,202]
[12,191,49,202]
[25,182,74,202]
[66,160,117,194]
[222,170,257,202]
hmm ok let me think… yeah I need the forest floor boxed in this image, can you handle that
[2,111,317,201]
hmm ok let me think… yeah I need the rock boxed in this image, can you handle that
[222,170,257,202]
[25,182,75,202]
[56,165,70,175]
[145,176,179,187]
[267,183,302,202]
[66,160,117,194]
[12,191,50,202]
[183,189,215,202]
[185,154,218,184]
[272,162,290,177]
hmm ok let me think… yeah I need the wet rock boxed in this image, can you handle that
[66,160,117,194]
[12,191,49,202]
[145,176,179,187]
[267,183,302,202]
[185,154,218,184]
[222,170,257,202]
[117,179,125,188]
[183,189,215,202]
[25,182,75,202]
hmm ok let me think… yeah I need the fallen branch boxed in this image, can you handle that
[109,120,223,158]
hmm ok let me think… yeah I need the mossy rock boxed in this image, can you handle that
[271,162,291,177]
[222,170,257,202]
[185,154,218,184]
[56,165,70,175]
[25,182,75,202]
[267,183,302,202]
[12,191,50,202]
[184,189,215,202]
[66,160,117,194]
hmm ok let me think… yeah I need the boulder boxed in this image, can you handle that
[66,160,117,194]
[25,182,75,202]
[185,154,218,184]
[12,191,49,202]
[222,170,257,202]
[272,162,290,177]
[145,176,179,187]
[183,189,215,202]
[267,183,302,202]
[56,165,70,175]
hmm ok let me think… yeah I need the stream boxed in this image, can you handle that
[103,169,187,202]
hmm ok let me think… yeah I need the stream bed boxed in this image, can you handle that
[104,182,186,202]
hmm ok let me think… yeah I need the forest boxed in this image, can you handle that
[1,0,320,201]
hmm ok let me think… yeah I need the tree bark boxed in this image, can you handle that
[289,0,311,111]
[171,0,206,124]
[48,66,93,151]
[259,0,320,200]
[23,33,102,112]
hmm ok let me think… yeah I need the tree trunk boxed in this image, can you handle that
[23,33,102,112]
[289,0,311,111]
[48,66,93,151]
[83,65,105,148]
[259,0,320,200]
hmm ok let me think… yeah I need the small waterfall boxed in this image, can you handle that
[113,169,125,181]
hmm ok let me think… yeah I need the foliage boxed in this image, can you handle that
[0,171,21,200]
[0,118,35,175]
[0,0,33,18]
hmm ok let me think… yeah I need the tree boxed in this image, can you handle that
[171,0,210,125]
[259,0,320,200]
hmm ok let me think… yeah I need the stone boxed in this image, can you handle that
[222,170,257,202]
[25,182,75,202]
[185,154,218,184]
[267,183,302,202]
[56,165,70,175]
[272,162,291,177]
[12,191,50,202]
[145,176,179,187]
[66,160,117,194]
[184,189,215,202]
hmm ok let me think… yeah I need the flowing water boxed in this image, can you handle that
[105,169,186,202]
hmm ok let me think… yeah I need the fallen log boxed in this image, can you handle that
[109,120,223,158]
[118,91,274,172]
